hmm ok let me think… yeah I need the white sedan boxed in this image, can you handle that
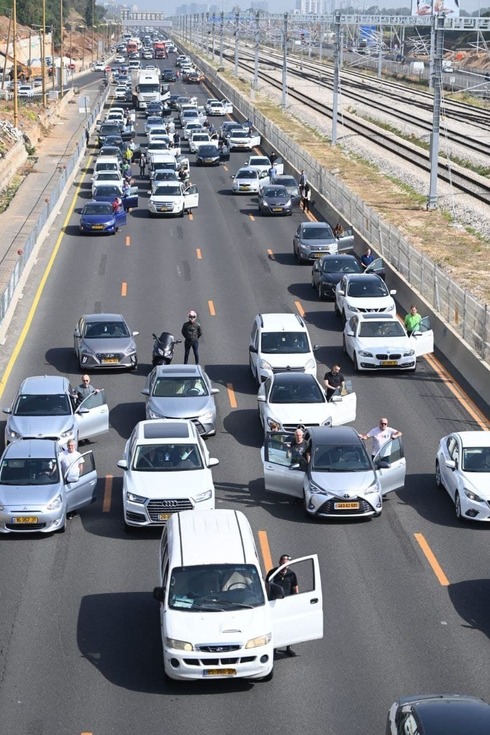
[189,132,211,153]
[228,128,261,151]
[343,313,434,372]
[231,167,264,194]
[257,372,357,433]
[335,273,397,322]
[148,182,199,217]
[246,155,284,176]
[436,431,490,521]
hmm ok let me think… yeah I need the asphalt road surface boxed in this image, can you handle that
[0,59,488,735]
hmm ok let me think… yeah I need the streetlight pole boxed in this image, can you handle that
[212,15,215,60]
[253,11,260,91]
[91,0,95,67]
[234,11,240,76]
[332,12,341,146]
[13,0,18,128]
[219,12,224,67]
[60,0,64,97]
[41,0,46,108]
[427,14,445,210]
[281,13,288,108]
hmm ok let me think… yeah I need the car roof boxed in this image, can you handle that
[403,695,490,733]
[355,313,397,321]
[81,313,126,322]
[262,185,288,194]
[2,439,59,459]
[236,167,258,175]
[301,221,332,230]
[134,419,195,443]
[19,375,70,394]
[272,372,316,386]
[153,364,204,378]
[258,313,307,331]
[453,431,490,448]
[308,426,361,445]
[344,273,384,283]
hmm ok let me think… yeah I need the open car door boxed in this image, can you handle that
[250,132,261,148]
[75,389,110,441]
[64,450,98,512]
[364,257,386,278]
[184,185,199,210]
[222,99,233,114]
[261,432,305,498]
[273,158,285,175]
[114,208,127,227]
[269,555,323,649]
[336,227,355,251]
[328,385,357,426]
[374,436,406,496]
[122,186,138,211]
[409,316,434,357]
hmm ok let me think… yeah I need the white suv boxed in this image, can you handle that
[249,313,317,384]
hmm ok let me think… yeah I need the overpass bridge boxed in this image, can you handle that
[121,10,172,29]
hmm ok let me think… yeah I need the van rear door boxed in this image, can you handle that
[269,554,323,648]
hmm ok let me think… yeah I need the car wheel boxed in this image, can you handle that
[148,211,154,218]
[455,491,464,521]
[353,353,360,372]
[342,310,347,323]
[435,460,444,489]
[179,209,184,218]
[303,491,310,515]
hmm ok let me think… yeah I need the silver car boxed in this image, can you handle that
[270,174,300,203]
[142,364,219,436]
[74,313,139,370]
[293,222,354,264]
[0,439,97,534]
[3,375,109,447]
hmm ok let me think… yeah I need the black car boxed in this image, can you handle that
[311,254,363,300]
[386,694,490,735]
[167,94,181,110]
[146,101,164,117]
[162,69,177,82]
[196,144,221,166]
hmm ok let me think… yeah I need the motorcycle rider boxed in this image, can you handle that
[181,311,202,364]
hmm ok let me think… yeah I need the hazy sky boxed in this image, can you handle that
[131,1,489,14]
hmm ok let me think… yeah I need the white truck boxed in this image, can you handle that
[132,70,161,110]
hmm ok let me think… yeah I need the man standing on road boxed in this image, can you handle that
[323,364,345,401]
[360,419,402,458]
[181,310,202,364]
[360,247,374,269]
[73,374,100,405]
[266,554,299,657]
[60,440,84,483]
[299,169,307,188]
[404,305,422,336]
[139,152,146,177]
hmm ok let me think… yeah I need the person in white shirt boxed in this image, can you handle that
[360,418,402,458]
[60,441,84,483]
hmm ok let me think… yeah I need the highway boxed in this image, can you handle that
[0,59,488,735]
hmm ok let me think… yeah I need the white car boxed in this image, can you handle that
[182,121,203,141]
[118,419,218,530]
[249,313,318,384]
[436,431,490,521]
[148,182,199,217]
[335,273,397,322]
[93,61,105,71]
[228,128,261,151]
[189,131,211,153]
[91,171,124,196]
[246,155,284,176]
[18,84,34,98]
[114,85,129,100]
[343,313,434,372]
[205,99,233,116]
[231,167,263,194]
[114,54,125,64]
[257,372,357,432]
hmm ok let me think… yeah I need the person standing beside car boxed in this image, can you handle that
[404,305,422,336]
[60,440,84,483]
[360,247,374,269]
[181,310,202,364]
[360,419,402,458]
[266,555,299,657]
[324,364,345,402]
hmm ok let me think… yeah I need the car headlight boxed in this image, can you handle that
[364,480,380,495]
[267,416,282,430]
[285,199,292,207]
[198,410,214,423]
[464,487,484,502]
[386,304,395,311]
[79,343,95,356]
[300,241,311,250]
[305,358,316,371]
[245,633,271,649]
[402,349,415,356]
[346,304,359,313]
[309,480,327,495]
[194,489,212,503]
[6,428,22,440]
[60,426,75,439]
[126,491,146,504]
[358,350,374,357]
[165,638,194,651]
[47,493,63,511]
[147,407,164,419]
[259,359,272,371]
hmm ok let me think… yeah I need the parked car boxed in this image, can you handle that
[74,313,139,370]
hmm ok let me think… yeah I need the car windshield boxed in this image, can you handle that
[231,131,248,138]
[263,187,288,199]
[132,443,203,471]
[84,321,130,338]
[100,125,121,134]
[359,321,405,338]
[312,443,371,472]
[274,177,296,187]
[168,564,265,611]
[270,380,323,404]
[199,146,218,155]
[94,186,120,197]
[0,458,60,485]
[302,225,334,240]
[261,332,309,354]
[153,377,208,397]
[14,393,71,416]
[322,258,361,274]
[251,158,270,166]
[462,448,490,472]
[83,204,112,215]
[237,170,257,180]
[95,173,120,181]
[347,279,389,298]
[154,185,181,197]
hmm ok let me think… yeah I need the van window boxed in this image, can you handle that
[168,564,265,610]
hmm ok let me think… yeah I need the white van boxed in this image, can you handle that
[153,509,323,681]
[92,156,121,176]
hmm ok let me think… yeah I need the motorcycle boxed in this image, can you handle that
[152,332,182,366]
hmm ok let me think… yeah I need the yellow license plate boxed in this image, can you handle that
[12,516,38,524]
[334,502,360,510]
[381,360,398,366]
[92,225,104,230]
[272,208,283,212]
[102,358,119,364]
[158,513,171,521]
[203,669,236,677]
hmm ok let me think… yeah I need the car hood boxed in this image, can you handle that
[320,272,344,284]
[261,354,313,369]
[82,337,135,353]
[462,471,490,498]
[0,482,64,507]
[310,468,377,497]
[8,415,74,440]
[267,402,330,425]
[300,237,337,247]
[124,468,213,498]
[356,336,411,350]
[345,295,395,310]
[164,604,269,644]
[80,213,115,224]
[147,396,213,417]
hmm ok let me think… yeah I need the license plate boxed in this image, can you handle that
[334,502,360,510]
[381,360,398,366]
[158,206,171,212]
[240,186,250,190]
[203,669,236,677]
[12,516,38,524]
[102,357,119,364]
[312,253,324,258]
[158,513,171,521]
[204,159,214,163]
[92,225,104,230]
[272,208,283,212]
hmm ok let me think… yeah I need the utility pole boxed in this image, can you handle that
[253,11,260,90]
[13,0,18,128]
[281,13,288,108]
[234,11,239,76]
[219,12,224,67]
[427,14,445,210]
[332,12,341,146]
[41,0,46,108]
[377,22,383,79]
[212,15,215,59]
[60,0,64,97]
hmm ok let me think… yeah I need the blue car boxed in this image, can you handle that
[79,201,127,235]
[91,184,138,211]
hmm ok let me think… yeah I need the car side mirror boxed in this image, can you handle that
[390,290,397,295]
[289,463,301,470]
[267,582,285,601]
[210,388,220,395]
[117,460,128,470]
[375,459,391,469]
[313,344,319,351]
[257,395,265,403]
[249,345,257,353]
[3,407,12,415]
[74,330,81,338]
[445,459,456,470]
[153,586,165,602]
[132,331,139,336]
[208,457,219,468]
[347,331,354,337]
[141,388,149,396]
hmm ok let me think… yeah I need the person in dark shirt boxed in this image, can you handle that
[181,310,202,364]
[287,427,310,468]
[323,364,345,401]
[360,247,375,269]
[266,554,299,656]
